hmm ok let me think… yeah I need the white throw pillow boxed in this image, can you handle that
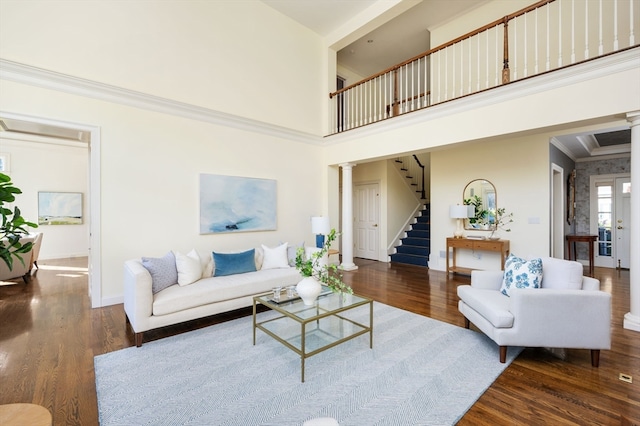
[500,254,543,296]
[199,251,214,278]
[261,243,289,270]
[175,249,202,286]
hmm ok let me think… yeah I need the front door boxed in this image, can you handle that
[354,182,380,260]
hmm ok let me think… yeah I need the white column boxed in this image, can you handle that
[624,111,640,332]
[339,163,358,271]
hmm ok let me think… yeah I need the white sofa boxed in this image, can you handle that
[457,256,611,366]
[124,245,302,346]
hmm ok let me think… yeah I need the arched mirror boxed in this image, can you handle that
[463,179,497,230]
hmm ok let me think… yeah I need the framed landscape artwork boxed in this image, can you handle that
[38,192,83,225]
[199,174,277,234]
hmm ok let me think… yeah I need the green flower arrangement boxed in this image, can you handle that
[295,228,352,295]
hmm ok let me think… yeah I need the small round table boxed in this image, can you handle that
[0,403,52,426]
[566,234,597,277]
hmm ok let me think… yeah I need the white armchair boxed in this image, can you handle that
[457,256,611,367]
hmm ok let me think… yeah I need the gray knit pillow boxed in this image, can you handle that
[142,251,178,294]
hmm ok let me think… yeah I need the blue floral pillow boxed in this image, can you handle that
[500,254,543,296]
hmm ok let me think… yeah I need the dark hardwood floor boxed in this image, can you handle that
[0,257,638,425]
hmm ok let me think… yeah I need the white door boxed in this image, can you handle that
[591,174,630,268]
[354,183,379,260]
[615,177,631,269]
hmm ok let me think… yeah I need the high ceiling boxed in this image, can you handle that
[261,0,631,160]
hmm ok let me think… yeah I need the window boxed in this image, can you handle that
[596,185,612,257]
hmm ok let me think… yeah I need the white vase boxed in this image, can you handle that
[296,276,322,305]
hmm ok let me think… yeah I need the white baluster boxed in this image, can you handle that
[614,0,619,50]
[495,24,499,86]
[452,44,456,99]
[486,29,490,89]
[445,48,448,101]
[477,34,481,92]
[535,7,539,74]
[571,0,576,64]
[546,3,551,71]
[630,0,636,46]
[558,0,563,67]
[513,17,518,80]
[599,0,604,55]
[584,0,589,60]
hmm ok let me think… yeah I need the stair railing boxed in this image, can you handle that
[329,0,639,134]
[394,155,427,200]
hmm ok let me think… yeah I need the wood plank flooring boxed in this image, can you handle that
[0,257,638,425]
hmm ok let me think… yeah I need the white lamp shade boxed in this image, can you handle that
[311,216,330,234]
[449,205,469,219]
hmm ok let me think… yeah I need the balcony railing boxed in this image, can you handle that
[329,0,639,134]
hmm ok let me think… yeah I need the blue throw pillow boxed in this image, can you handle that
[142,251,178,294]
[213,249,257,276]
[500,254,543,296]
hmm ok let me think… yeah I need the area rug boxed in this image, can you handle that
[95,302,521,425]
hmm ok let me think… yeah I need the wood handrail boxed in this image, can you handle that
[330,0,556,98]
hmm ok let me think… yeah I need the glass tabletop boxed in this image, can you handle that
[255,286,371,321]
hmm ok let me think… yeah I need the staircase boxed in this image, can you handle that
[390,204,430,267]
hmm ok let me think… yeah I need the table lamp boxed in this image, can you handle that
[450,205,470,239]
[311,216,330,248]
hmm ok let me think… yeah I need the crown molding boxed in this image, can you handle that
[0,58,323,145]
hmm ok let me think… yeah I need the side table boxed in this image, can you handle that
[566,234,597,277]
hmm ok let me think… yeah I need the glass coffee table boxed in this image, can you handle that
[253,286,373,382]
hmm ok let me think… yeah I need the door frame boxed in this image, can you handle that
[550,163,565,258]
[1,111,102,307]
[589,173,630,268]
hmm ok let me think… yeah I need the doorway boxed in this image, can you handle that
[590,174,631,268]
[0,111,102,306]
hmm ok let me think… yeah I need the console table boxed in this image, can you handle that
[446,237,510,275]
[566,234,597,277]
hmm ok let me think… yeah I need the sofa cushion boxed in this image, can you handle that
[458,285,514,328]
[261,243,289,269]
[500,254,543,296]
[175,250,202,286]
[213,249,256,276]
[152,267,302,316]
[540,257,583,290]
[142,251,178,294]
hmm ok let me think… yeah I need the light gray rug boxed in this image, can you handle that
[95,302,520,425]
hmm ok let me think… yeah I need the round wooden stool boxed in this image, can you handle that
[0,403,52,426]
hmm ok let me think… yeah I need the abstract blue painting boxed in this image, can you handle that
[199,174,277,234]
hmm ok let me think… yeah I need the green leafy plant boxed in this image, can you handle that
[0,173,38,270]
[295,228,352,295]
[463,195,489,225]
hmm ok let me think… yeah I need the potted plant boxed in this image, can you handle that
[295,228,352,305]
[0,173,38,270]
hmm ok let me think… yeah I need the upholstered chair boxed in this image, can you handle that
[0,235,36,283]
[29,232,43,272]
[457,256,611,367]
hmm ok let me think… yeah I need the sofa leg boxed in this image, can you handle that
[591,350,600,367]
[135,332,143,347]
[499,346,507,363]
[464,318,470,329]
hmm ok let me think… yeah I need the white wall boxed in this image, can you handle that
[0,78,324,304]
[0,136,89,259]
[0,0,325,135]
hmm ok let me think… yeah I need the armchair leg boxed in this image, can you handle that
[135,332,143,347]
[464,318,470,329]
[591,350,600,367]
[499,346,507,363]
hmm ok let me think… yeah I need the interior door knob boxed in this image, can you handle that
[617,226,623,229]
[373,224,378,227]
